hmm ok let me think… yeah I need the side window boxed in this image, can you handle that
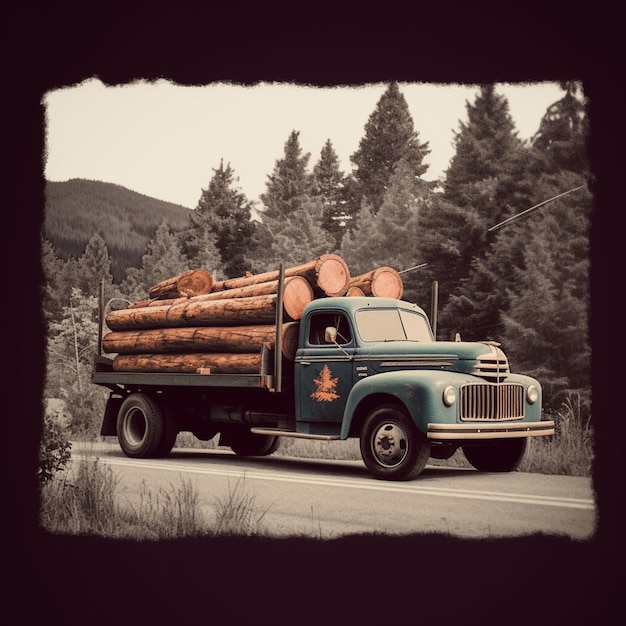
[308,313,352,345]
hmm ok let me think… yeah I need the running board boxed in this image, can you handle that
[250,427,340,441]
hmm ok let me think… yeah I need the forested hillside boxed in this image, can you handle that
[44,179,192,281]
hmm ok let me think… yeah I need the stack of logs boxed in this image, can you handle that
[102,254,404,375]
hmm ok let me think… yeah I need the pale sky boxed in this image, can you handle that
[43,79,564,209]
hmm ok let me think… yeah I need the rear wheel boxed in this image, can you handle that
[360,404,430,481]
[117,393,177,458]
[462,438,527,472]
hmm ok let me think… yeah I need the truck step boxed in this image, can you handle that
[250,427,340,441]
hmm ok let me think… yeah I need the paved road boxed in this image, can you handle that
[72,441,596,540]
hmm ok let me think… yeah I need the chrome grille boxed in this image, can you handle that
[460,383,525,421]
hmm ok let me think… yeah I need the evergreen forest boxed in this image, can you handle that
[43,80,591,431]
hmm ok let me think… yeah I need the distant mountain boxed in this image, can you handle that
[44,179,193,282]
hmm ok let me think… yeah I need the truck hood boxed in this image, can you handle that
[361,341,509,382]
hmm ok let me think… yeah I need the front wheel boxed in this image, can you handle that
[360,404,430,481]
[462,438,527,472]
[117,393,177,458]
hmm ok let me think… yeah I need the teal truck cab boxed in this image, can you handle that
[93,296,554,481]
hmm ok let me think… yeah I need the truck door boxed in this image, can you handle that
[295,310,356,430]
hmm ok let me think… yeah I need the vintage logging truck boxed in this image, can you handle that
[92,257,554,481]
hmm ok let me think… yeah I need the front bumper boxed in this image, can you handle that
[427,420,555,440]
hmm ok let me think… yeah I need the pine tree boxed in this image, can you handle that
[412,192,486,336]
[74,233,113,298]
[340,158,429,291]
[122,222,190,302]
[260,198,336,269]
[443,84,525,222]
[502,170,591,400]
[253,131,336,269]
[436,85,588,345]
[192,160,256,278]
[501,214,589,408]
[260,130,314,220]
[440,213,528,342]
[312,139,348,246]
[47,287,100,394]
[531,81,589,175]
[177,197,222,278]
[340,201,380,275]
[42,234,75,323]
[350,82,430,216]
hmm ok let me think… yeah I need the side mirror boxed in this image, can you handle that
[324,326,338,343]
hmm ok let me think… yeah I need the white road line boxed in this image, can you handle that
[79,455,596,511]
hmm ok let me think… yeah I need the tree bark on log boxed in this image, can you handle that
[211,254,350,297]
[348,266,404,299]
[106,293,309,331]
[129,276,313,315]
[103,321,300,359]
[112,352,262,374]
[148,269,213,299]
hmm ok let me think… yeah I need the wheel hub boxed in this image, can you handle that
[373,422,408,467]
[125,407,147,446]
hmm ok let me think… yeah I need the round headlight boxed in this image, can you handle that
[527,385,539,404]
[443,386,457,407]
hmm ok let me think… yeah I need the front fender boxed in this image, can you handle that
[340,370,467,438]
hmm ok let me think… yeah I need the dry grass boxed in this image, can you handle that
[518,395,593,476]
[40,456,266,539]
[213,475,271,536]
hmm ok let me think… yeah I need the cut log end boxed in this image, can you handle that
[176,269,213,297]
[345,286,365,297]
[315,254,351,297]
[148,269,213,300]
[370,267,404,299]
[282,276,314,320]
[349,266,404,299]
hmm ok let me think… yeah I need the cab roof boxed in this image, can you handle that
[303,296,428,318]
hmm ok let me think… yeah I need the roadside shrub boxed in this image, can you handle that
[520,393,593,476]
[65,383,108,440]
[39,413,72,485]
[40,456,118,534]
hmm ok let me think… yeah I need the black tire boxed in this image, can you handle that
[230,431,280,456]
[360,404,430,481]
[117,393,177,458]
[462,438,527,472]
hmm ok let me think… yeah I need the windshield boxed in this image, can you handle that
[355,308,432,342]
